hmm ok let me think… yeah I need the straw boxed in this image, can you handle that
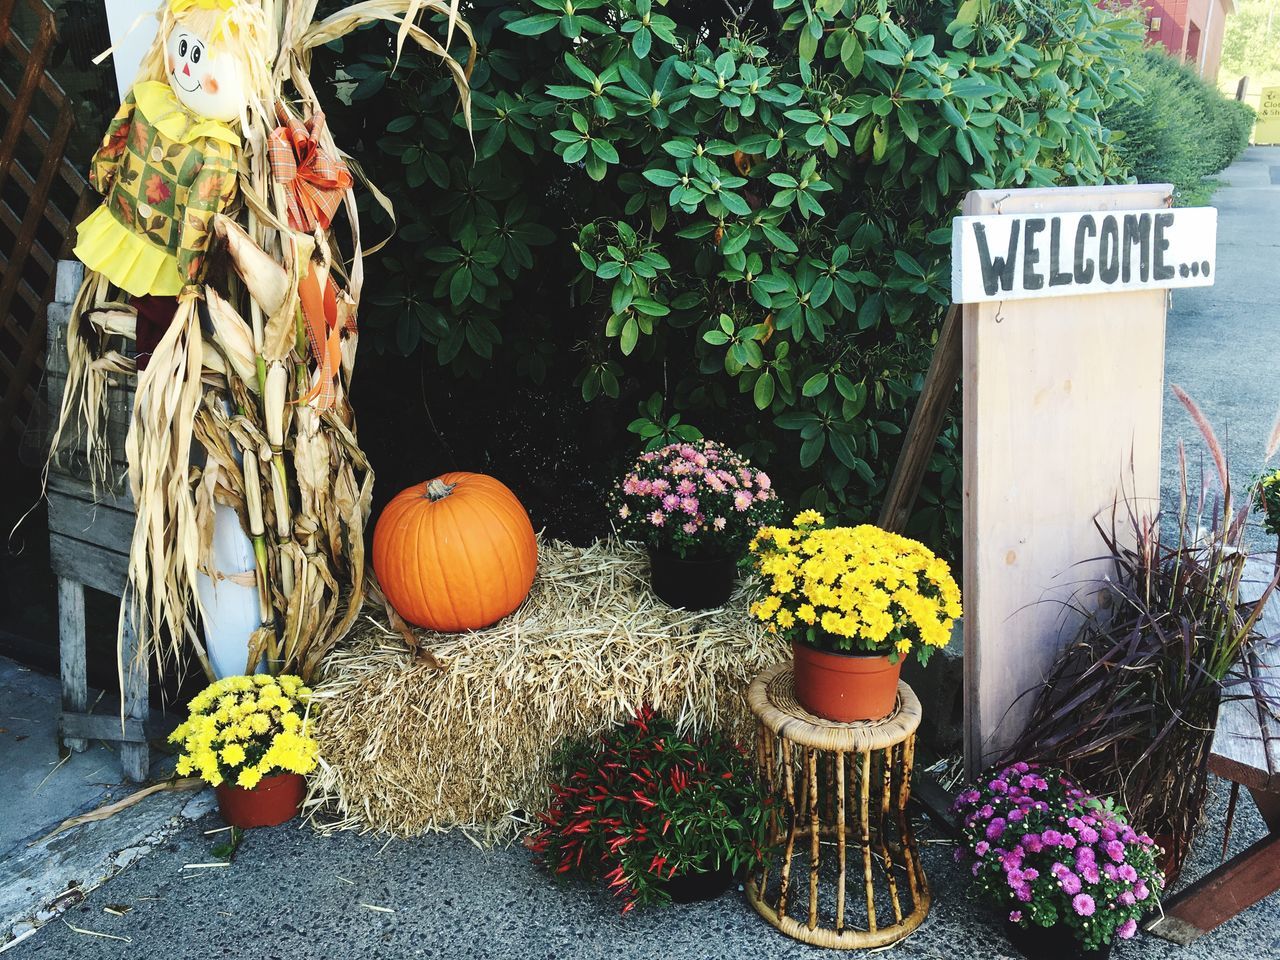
[306,540,788,840]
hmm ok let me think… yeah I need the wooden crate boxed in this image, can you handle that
[45,260,149,782]
[44,271,133,490]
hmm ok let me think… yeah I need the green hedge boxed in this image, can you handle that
[1104,48,1255,204]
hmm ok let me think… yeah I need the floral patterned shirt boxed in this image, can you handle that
[89,81,239,298]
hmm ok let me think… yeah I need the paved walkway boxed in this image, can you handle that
[1161,146,1280,551]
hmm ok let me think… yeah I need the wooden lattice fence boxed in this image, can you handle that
[0,0,90,452]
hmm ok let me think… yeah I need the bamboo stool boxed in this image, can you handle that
[745,663,929,949]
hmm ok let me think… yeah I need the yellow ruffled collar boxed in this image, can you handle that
[133,81,240,148]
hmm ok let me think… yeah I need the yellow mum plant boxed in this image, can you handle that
[170,674,318,789]
[748,511,962,665]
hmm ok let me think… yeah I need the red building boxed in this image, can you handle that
[1121,0,1235,80]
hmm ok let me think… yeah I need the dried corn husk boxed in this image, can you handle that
[204,289,260,390]
[214,214,290,318]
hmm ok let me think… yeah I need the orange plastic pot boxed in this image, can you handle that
[791,642,902,722]
[214,772,305,829]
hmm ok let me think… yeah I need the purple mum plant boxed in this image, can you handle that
[953,763,1163,952]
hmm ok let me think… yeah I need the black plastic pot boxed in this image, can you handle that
[1003,919,1113,960]
[660,864,736,904]
[646,547,738,610]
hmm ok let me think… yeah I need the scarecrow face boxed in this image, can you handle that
[165,24,244,122]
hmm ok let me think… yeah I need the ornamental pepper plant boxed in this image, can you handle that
[612,438,784,559]
[748,510,961,664]
[531,708,771,912]
[953,763,1163,952]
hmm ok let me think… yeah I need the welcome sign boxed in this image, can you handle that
[952,206,1217,304]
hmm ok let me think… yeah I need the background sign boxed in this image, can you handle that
[1257,86,1280,146]
[953,206,1217,304]
[105,0,159,101]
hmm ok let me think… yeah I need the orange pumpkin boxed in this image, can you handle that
[372,472,538,632]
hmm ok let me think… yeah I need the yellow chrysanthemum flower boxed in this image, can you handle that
[169,674,317,789]
[748,521,961,662]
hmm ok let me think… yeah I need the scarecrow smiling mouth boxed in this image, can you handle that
[171,64,202,93]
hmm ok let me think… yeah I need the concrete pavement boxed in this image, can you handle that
[1161,146,1280,551]
[0,658,212,945]
[7,778,1274,960]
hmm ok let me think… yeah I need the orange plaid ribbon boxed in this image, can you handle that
[268,105,352,233]
[298,265,355,410]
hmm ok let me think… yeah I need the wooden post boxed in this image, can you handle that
[959,185,1179,773]
[118,597,150,782]
[56,577,88,753]
[878,304,961,534]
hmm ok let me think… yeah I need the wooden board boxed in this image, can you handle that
[48,533,128,596]
[878,304,960,534]
[962,185,1172,774]
[57,578,88,752]
[952,207,1217,303]
[1209,560,1280,792]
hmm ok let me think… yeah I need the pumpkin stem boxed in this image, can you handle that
[425,478,455,501]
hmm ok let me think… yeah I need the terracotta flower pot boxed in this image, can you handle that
[647,546,738,610]
[215,772,305,829]
[792,642,901,722]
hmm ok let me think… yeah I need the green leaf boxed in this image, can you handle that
[448,268,472,305]
[802,372,829,397]
[754,372,775,410]
[893,250,926,277]
[631,26,651,58]
[591,139,620,164]
[619,316,639,355]
[506,14,559,36]
[864,48,903,66]
[800,433,826,468]
[840,32,864,77]
[547,85,594,100]
[760,223,798,253]
[718,191,751,216]
[643,168,682,187]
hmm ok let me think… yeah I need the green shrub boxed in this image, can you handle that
[318,0,1142,556]
[1104,47,1255,203]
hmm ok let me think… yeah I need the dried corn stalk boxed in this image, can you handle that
[51,0,474,682]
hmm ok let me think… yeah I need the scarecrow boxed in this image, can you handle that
[52,0,474,682]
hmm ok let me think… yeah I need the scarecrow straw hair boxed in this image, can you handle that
[307,540,788,840]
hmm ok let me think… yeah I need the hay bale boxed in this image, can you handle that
[307,539,788,840]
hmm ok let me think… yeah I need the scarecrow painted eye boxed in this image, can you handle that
[192,44,202,64]
[179,38,188,57]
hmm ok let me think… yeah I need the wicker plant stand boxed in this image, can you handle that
[745,662,929,949]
